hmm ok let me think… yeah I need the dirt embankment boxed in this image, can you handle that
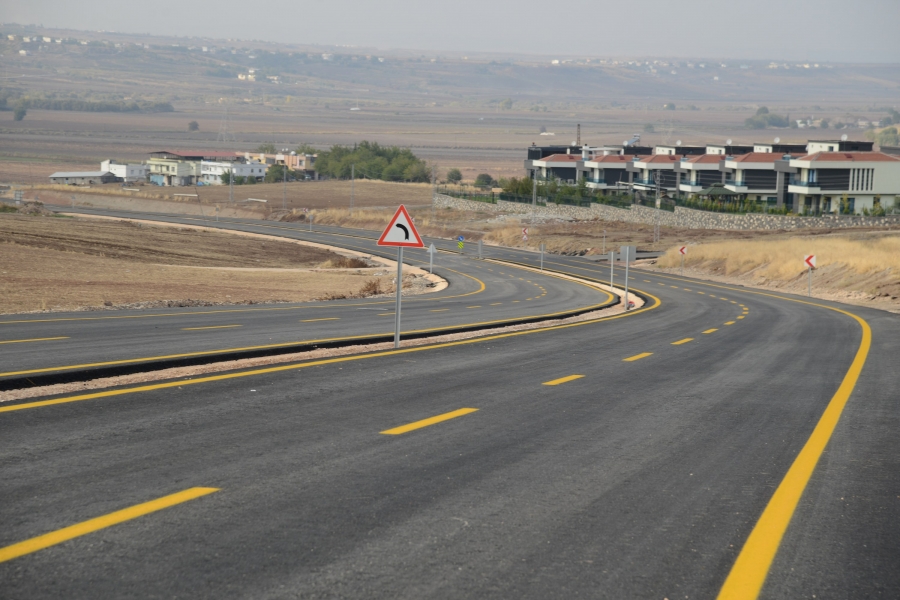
[0,213,436,314]
[655,233,900,313]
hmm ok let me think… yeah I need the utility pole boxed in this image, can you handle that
[602,229,606,255]
[229,162,234,204]
[531,175,537,224]
[282,151,287,211]
[431,165,436,224]
[350,163,354,216]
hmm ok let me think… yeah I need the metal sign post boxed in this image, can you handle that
[309,214,313,232]
[394,247,403,348]
[428,243,435,274]
[679,245,687,276]
[478,239,483,260]
[609,251,615,292]
[623,246,631,310]
[377,205,425,349]
[540,243,545,271]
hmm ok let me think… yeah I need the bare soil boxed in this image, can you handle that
[0,213,401,313]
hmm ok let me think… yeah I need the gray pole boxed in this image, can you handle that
[602,229,606,255]
[429,245,434,274]
[350,164,354,216]
[540,243,544,271]
[309,214,313,232]
[624,247,631,310]
[282,156,287,210]
[531,176,537,224]
[394,246,403,348]
[609,250,614,292]
[229,162,234,204]
[681,252,684,276]
[808,266,811,297]
[478,239,482,260]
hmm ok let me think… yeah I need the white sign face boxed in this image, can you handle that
[428,243,436,255]
[679,246,687,255]
[378,205,424,248]
[804,254,816,269]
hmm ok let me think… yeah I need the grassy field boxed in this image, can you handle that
[0,214,395,313]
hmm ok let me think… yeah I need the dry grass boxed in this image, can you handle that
[657,234,900,280]
[655,233,900,308]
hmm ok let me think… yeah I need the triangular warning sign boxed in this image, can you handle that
[377,205,424,247]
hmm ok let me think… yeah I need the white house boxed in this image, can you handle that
[200,160,268,184]
[787,152,900,214]
[101,160,149,183]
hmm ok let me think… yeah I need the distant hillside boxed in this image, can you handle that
[1,24,898,109]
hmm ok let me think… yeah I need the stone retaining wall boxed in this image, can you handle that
[433,193,900,231]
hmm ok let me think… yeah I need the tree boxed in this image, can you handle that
[820,118,830,129]
[499,98,513,110]
[664,103,676,110]
[295,143,317,155]
[446,168,462,184]
[13,105,26,121]
[876,127,899,147]
[220,171,232,185]
[643,123,655,133]
[474,173,494,187]
[756,106,769,115]
[188,121,199,131]
[256,143,277,154]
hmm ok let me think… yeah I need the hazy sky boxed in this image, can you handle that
[5,0,899,62]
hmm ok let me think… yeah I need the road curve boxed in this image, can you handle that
[0,207,897,599]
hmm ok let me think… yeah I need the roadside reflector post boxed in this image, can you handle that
[309,214,313,232]
[540,243,545,271]
[804,254,817,297]
[478,239,482,260]
[623,246,631,310]
[378,205,425,349]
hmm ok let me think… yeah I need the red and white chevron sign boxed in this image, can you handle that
[804,254,816,269]
[679,246,687,255]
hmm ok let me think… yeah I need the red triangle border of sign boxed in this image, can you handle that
[377,204,425,248]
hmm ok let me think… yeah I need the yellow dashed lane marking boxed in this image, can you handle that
[300,318,340,322]
[0,336,69,345]
[0,487,219,564]
[671,338,694,345]
[703,328,718,334]
[725,321,736,325]
[543,374,585,386]
[623,352,653,362]
[182,325,242,331]
[381,408,478,435]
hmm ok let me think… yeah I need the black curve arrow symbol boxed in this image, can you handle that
[395,223,410,240]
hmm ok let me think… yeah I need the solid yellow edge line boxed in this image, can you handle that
[542,374,585,386]
[0,289,661,414]
[182,325,242,331]
[623,352,653,362]
[717,311,871,600]
[0,336,69,345]
[0,487,219,564]
[380,408,478,435]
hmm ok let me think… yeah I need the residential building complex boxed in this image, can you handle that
[523,138,898,214]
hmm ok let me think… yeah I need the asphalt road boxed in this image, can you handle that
[1,208,897,599]
[0,207,613,385]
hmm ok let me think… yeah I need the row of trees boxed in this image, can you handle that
[14,98,174,113]
[314,141,430,182]
[219,164,304,185]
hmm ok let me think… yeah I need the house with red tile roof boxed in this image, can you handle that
[787,152,900,214]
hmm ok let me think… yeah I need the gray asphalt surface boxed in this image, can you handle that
[0,207,612,382]
[1,209,897,599]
